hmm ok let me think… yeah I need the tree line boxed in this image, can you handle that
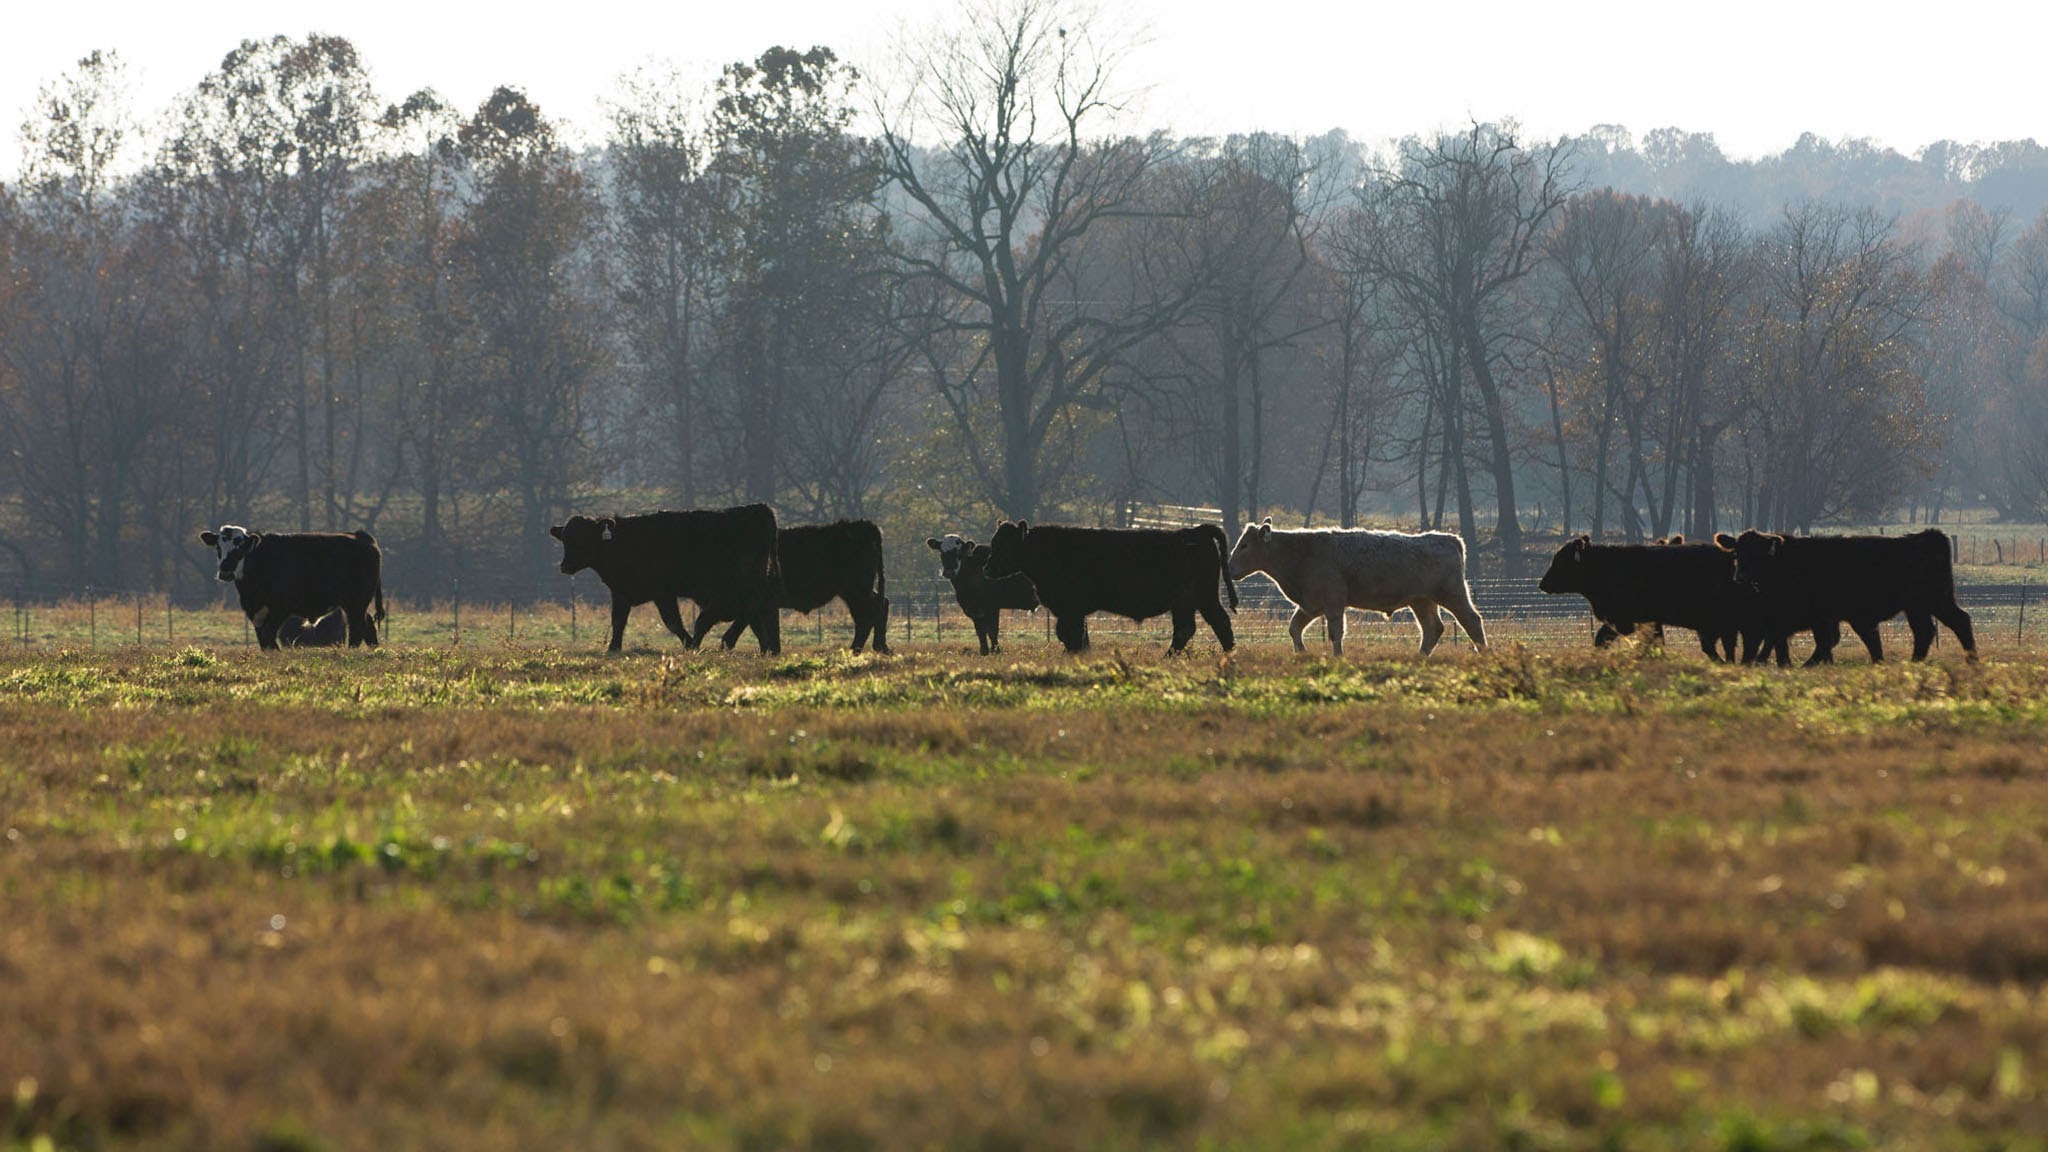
[5,0,2048,599]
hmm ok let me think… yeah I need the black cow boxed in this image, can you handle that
[697,520,892,654]
[551,505,782,654]
[1538,534,1776,663]
[1715,528,1976,665]
[278,611,347,648]
[199,525,386,650]
[927,533,1039,654]
[982,521,1237,654]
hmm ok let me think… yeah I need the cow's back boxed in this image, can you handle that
[1778,531,1958,621]
[1329,531,1468,610]
[243,532,381,617]
[607,507,778,610]
[776,521,884,611]
[1021,525,1224,620]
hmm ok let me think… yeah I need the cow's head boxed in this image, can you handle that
[200,525,258,583]
[550,515,616,576]
[1714,530,1782,585]
[927,533,985,581]
[983,520,1028,580]
[1227,519,1275,580]
[1537,535,1593,594]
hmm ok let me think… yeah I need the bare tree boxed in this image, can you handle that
[1349,123,1574,575]
[879,0,1189,519]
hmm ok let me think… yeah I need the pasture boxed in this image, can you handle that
[4,638,2048,1151]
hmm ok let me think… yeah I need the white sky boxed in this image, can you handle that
[1,0,2040,177]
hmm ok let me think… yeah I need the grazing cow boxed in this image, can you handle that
[1714,528,1976,665]
[1538,534,1779,663]
[199,525,386,650]
[927,533,1039,654]
[277,610,347,648]
[551,505,782,654]
[699,520,892,654]
[982,521,1236,654]
[1228,520,1486,656]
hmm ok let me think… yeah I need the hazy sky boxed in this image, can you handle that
[2,0,2039,176]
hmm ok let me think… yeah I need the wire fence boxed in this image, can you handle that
[5,574,2038,656]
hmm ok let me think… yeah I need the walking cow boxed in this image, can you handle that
[1539,535,1775,663]
[551,504,782,654]
[1229,520,1486,656]
[698,520,893,654]
[927,533,1039,654]
[199,525,386,650]
[1714,528,1976,665]
[982,521,1236,654]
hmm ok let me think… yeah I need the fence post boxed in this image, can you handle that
[166,595,174,645]
[2019,579,2029,647]
[135,594,143,646]
[570,594,576,645]
[453,579,462,648]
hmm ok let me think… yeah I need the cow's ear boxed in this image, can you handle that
[549,525,563,540]
[1016,520,1029,535]
[200,531,219,547]
[926,537,942,550]
[1713,532,1737,552]
[1261,517,1272,528]
[1258,522,1271,539]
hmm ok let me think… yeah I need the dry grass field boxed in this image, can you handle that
[4,638,2048,1151]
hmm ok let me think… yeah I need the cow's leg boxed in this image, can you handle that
[980,611,999,655]
[1696,629,1721,661]
[1595,621,1632,648]
[360,605,379,648]
[1849,619,1885,663]
[1199,600,1235,653]
[655,597,694,647]
[1286,607,1316,652]
[721,618,749,650]
[1931,600,1976,660]
[1414,602,1446,657]
[1326,607,1346,656]
[752,607,782,655]
[1443,594,1487,649]
[684,609,722,650]
[345,606,373,648]
[871,595,891,654]
[1168,606,1198,653]
[607,600,632,653]
[1804,621,1840,667]
[253,616,282,651]
[1054,614,1089,653]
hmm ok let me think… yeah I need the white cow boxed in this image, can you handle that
[1227,520,1487,656]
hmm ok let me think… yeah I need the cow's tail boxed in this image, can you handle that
[868,521,888,600]
[356,529,388,623]
[1206,524,1238,610]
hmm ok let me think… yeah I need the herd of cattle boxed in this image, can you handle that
[196,506,1978,665]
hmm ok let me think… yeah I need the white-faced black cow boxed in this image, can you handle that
[1714,528,1976,665]
[927,533,1039,654]
[199,525,386,650]
[278,610,347,648]
[983,521,1236,654]
[1539,534,1778,663]
[551,505,782,654]
[693,520,893,654]
[1228,521,1485,656]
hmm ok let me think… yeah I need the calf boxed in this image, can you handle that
[927,533,1039,654]
[1228,521,1485,656]
[551,505,782,654]
[277,610,347,648]
[1539,534,1773,663]
[1715,528,1975,665]
[200,525,386,650]
[701,520,892,654]
[983,521,1236,654]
